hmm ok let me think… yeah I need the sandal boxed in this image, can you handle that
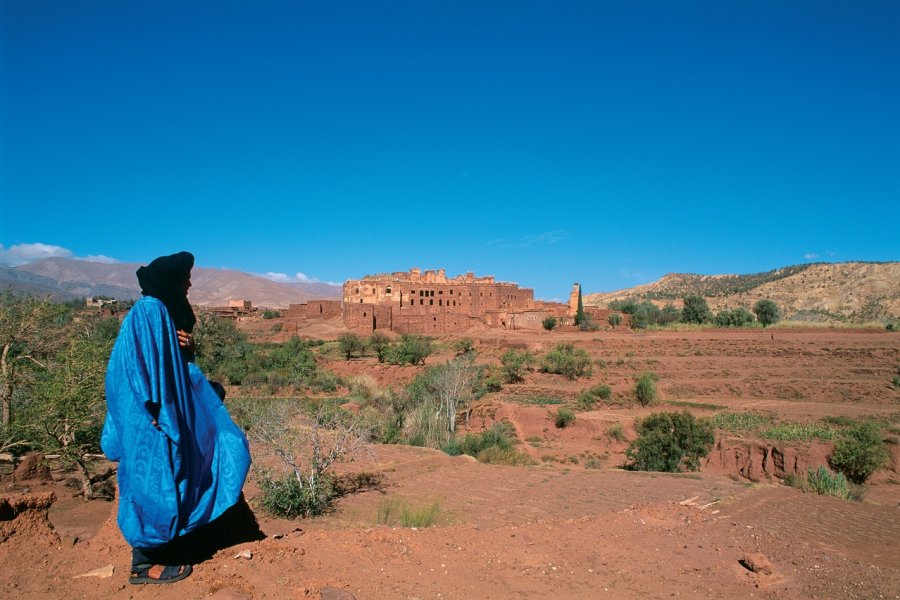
[129,563,192,584]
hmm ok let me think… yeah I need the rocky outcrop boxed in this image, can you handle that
[704,439,832,482]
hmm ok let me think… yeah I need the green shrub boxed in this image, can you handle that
[338,333,367,360]
[475,446,536,466]
[634,372,658,406]
[576,383,612,409]
[626,411,715,472]
[385,335,433,365]
[681,295,711,324]
[454,337,476,355]
[805,466,851,500]
[377,497,441,527]
[541,343,592,380]
[256,470,336,518]
[628,302,661,329]
[542,316,557,331]
[555,408,576,428]
[760,422,836,441]
[442,422,515,456]
[368,332,391,363]
[713,307,755,327]
[500,349,534,383]
[607,312,622,327]
[753,299,781,327]
[262,309,281,319]
[607,423,626,442]
[658,304,681,325]
[713,411,773,432]
[830,422,888,483]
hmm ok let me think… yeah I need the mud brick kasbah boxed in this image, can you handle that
[333,267,608,334]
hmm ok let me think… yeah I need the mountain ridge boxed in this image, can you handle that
[1,258,342,308]
[585,261,900,322]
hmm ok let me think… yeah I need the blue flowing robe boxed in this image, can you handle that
[101,297,250,548]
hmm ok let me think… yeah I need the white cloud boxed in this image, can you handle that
[804,253,819,260]
[82,254,118,264]
[295,272,314,283]
[0,242,72,266]
[263,272,290,282]
[0,243,121,267]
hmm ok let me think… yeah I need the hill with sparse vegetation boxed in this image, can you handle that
[585,262,900,323]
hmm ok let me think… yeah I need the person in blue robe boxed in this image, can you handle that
[102,251,250,584]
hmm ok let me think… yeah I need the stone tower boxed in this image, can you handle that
[568,283,580,317]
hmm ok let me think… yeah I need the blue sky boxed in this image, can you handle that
[1,1,898,299]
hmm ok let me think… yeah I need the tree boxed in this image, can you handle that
[753,299,781,327]
[714,307,755,327]
[19,335,110,499]
[338,333,366,360]
[368,332,391,363]
[626,411,715,472]
[0,293,70,433]
[500,349,534,383]
[681,295,711,324]
[248,400,373,517]
[433,356,480,435]
[542,316,557,331]
[574,285,586,328]
[541,343,592,380]
[385,335,432,365]
[830,422,888,484]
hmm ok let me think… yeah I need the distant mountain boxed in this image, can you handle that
[10,258,342,308]
[585,262,900,323]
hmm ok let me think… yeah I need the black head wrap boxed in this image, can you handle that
[136,251,197,333]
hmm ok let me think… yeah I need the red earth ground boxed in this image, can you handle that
[1,325,898,599]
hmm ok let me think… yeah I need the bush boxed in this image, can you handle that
[475,446,536,466]
[760,422,836,441]
[681,295,711,324]
[541,343,592,380]
[442,422,515,456]
[385,335,433,365]
[376,497,441,527]
[555,408,576,428]
[576,383,612,409]
[658,304,681,325]
[454,337,476,355]
[626,411,715,472]
[713,411,773,432]
[542,316,557,331]
[805,466,851,500]
[830,422,888,483]
[634,372,658,406]
[629,302,661,329]
[338,333,367,360]
[607,312,622,327]
[262,310,281,319]
[368,332,391,363]
[607,423,626,442]
[714,307,756,327]
[256,470,336,518]
[500,349,534,383]
[753,299,781,327]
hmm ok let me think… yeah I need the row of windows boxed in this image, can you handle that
[401,298,459,307]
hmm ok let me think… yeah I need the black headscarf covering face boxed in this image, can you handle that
[136,251,197,333]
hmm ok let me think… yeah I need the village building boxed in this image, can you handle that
[341,267,576,334]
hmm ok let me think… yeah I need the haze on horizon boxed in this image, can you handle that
[2,1,898,300]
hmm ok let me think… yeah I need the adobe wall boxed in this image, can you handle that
[284,300,343,320]
[343,303,392,332]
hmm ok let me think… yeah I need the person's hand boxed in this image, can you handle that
[177,329,196,354]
